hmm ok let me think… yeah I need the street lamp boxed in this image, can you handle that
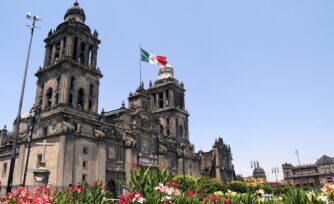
[6,13,40,194]
[22,107,36,187]
[250,160,259,185]
[272,167,279,183]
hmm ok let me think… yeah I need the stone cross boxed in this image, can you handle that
[36,139,53,163]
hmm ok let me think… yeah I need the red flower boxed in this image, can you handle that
[197,190,203,197]
[213,194,220,203]
[71,185,77,192]
[118,195,130,204]
[187,190,196,198]
[224,198,231,204]
[78,186,85,193]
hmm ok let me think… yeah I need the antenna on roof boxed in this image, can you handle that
[295,149,301,166]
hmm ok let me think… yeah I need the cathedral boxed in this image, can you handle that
[0,2,236,195]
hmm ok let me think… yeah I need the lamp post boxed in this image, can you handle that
[250,160,259,185]
[6,13,40,194]
[272,167,279,183]
[22,107,36,187]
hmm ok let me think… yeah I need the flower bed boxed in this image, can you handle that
[1,168,334,203]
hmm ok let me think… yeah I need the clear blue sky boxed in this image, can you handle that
[0,0,333,182]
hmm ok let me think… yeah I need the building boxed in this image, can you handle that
[243,161,267,186]
[252,162,267,182]
[244,176,266,186]
[0,2,236,195]
[282,155,334,187]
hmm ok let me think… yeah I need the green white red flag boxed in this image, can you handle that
[140,48,167,67]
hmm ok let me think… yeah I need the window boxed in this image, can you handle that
[70,76,75,90]
[46,88,53,108]
[82,174,87,182]
[68,93,73,106]
[153,94,156,108]
[72,37,78,60]
[165,90,169,107]
[83,147,88,154]
[37,154,46,168]
[88,100,92,111]
[80,43,86,65]
[108,147,115,159]
[166,118,170,126]
[78,88,84,108]
[43,127,48,137]
[2,163,7,176]
[159,93,164,108]
[179,126,183,138]
[89,84,94,97]
[83,161,87,168]
[55,93,59,105]
[167,129,170,135]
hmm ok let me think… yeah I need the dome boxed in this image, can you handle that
[253,167,266,178]
[64,2,86,23]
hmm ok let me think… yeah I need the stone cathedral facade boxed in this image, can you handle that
[0,3,236,195]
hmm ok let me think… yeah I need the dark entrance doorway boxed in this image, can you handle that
[107,179,117,197]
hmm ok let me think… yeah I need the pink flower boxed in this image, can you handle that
[33,186,40,194]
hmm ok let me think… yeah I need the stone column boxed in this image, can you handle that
[84,45,90,66]
[97,143,106,181]
[60,75,69,105]
[65,35,73,58]
[125,148,134,183]
[155,94,159,109]
[169,89,174,107]
[76,39,81,62]
[215,150,221,180]
[59,39,64,60]
[57,135,66,187]
[91,46,98,69]
[43,46,51,67]
[50,44,56,64]
[163,91,166,108]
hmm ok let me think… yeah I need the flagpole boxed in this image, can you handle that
[139,44,142,87]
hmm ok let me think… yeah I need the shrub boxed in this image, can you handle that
[173,175,197,192]
[196,176,227,195]
[228,181,247,193]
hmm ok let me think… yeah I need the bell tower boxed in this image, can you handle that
[34,2,102,114]
[148,66,189,141]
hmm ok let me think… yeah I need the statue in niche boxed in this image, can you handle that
[62,121,75,132]
[159,144,167,155]
[123,131,137,148]
[94,129,106,138]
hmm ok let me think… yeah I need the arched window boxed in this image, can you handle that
[179,125,183,138]
[89,84,94,97]
[70,76,75,90]
[46,88,53,108]
[68,93,73,106]
[55,93,59,105]
[78,88,84,108]
[88,100,92,111]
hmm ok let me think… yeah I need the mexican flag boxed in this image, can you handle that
[141,48,167,67]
